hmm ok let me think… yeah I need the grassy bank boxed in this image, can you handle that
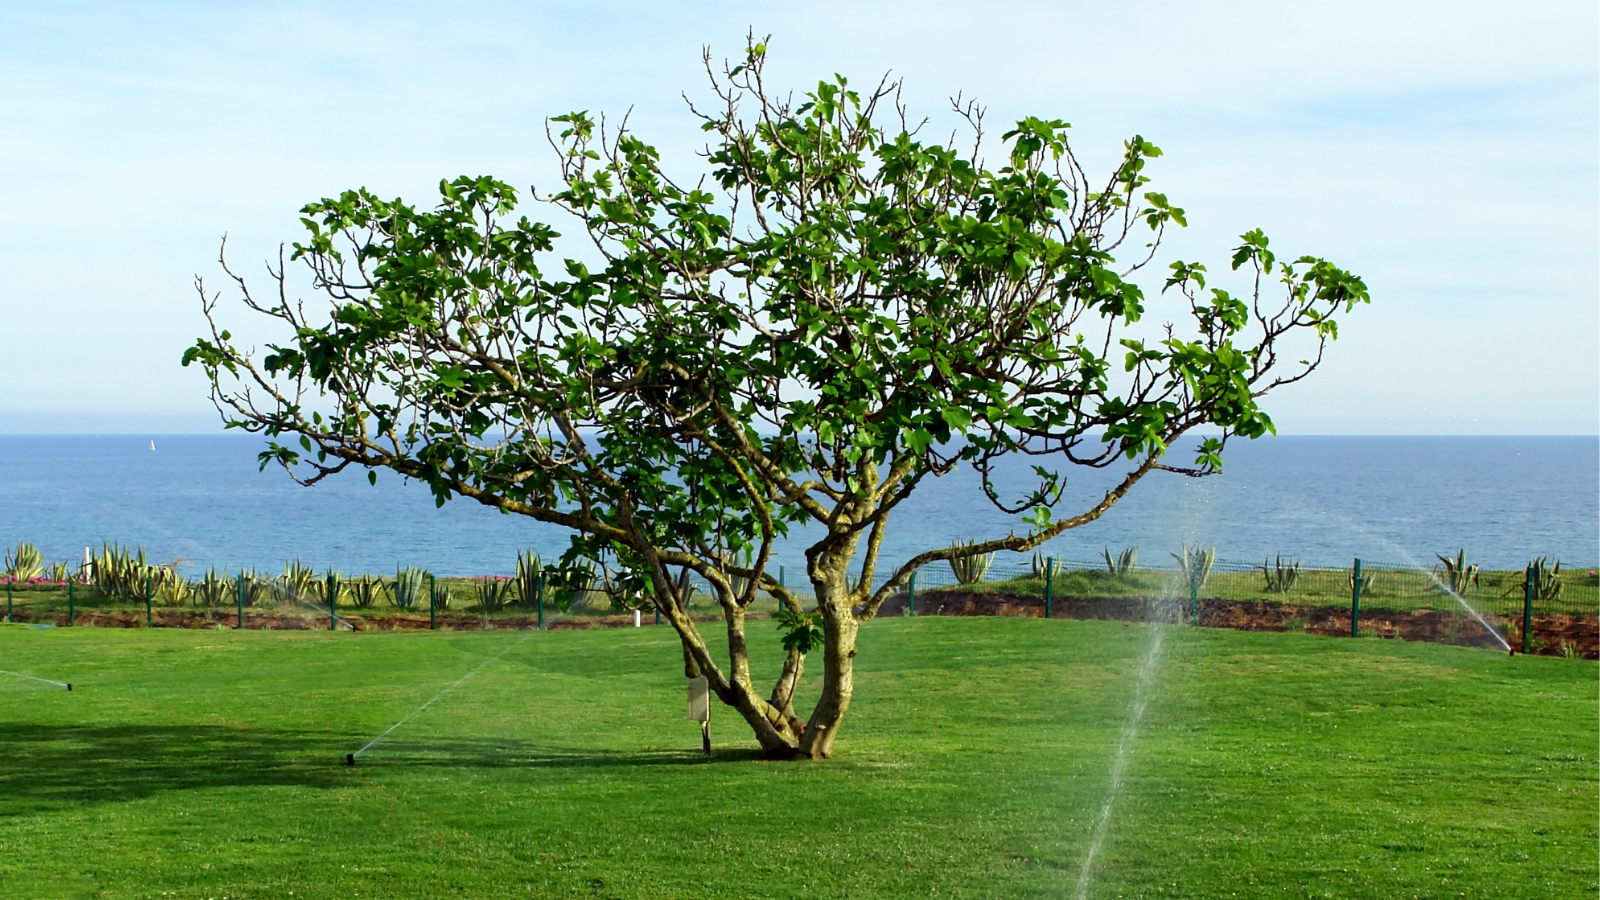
[0,619,1593,898]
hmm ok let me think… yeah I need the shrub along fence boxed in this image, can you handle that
[3,546,1595,658]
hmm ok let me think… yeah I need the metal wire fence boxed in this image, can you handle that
[0,574,676,633]
[848,556,1599,619]
[3,553,1595,655]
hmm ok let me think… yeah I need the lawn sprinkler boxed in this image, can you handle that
[346,753,355,767]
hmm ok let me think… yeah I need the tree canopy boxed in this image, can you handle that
[185,40,1368,758]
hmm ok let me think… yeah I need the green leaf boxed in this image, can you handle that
[941,407,972,431]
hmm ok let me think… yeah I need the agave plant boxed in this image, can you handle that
[92,543,158,601]
[196,568,231,609]
[848,569,870,596]
[1523,557,1563,603]
[393,566,428,609]
[474,576,511,612]
[430,577,451,610]
[348,574,387,609]
[43,560,70,583]
[718,551,755,601]
[1102,546,1138,576]
[513,550,543,608]
[675,563,700,605]
[671,566,700,609]
[323,569,344,608]
[555,561,600,610]
[155,567,191,606]
[947,539,994,586]
[1348,567,1376,596]
[1171,545,1216,593]
[1258,555,1300,593]
[279,560,320,603]
[236,569,273,607]
[4,542,44,582]
[1030,552,1064,580]
[1434,549,1479,597]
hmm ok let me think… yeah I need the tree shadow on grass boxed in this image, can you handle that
[0,723,766,814]
[0,722,346,816]
[358,739,766,770]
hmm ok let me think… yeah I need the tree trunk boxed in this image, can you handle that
[711,604,804,757]
[649,559,802,757]
[798,551,859,759]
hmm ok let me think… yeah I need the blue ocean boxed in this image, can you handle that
[0,435,1594,576]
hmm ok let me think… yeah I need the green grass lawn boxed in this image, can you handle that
[0,618,1593,899]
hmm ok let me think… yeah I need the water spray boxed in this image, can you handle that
[1074,622,1168,900]
[1415,567,1514,653]
[0,669,71,690]
[1322,517,1515,654]
[344,631,534,766]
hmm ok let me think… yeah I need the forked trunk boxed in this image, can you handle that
[713,604,806,758]
[798,554,858,759]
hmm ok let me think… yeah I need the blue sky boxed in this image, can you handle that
[1,0,1595,434]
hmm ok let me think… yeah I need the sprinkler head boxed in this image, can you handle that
[66,683,71,691]
[346,753,355,767]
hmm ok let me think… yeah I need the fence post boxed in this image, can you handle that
[1045,557,1054,619]
[329,573,337,631]
[68,579,74,626]
[536,571,544,630]
[5,580,10,623]
[1522,564,1534,654]
[1350,557,1362,638]
[908,571,916,617]
[1189,574,1198,624]
[236,573,244,630]
[429,574,437,631]
[779,565,785,589]
[145,573,152,627]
